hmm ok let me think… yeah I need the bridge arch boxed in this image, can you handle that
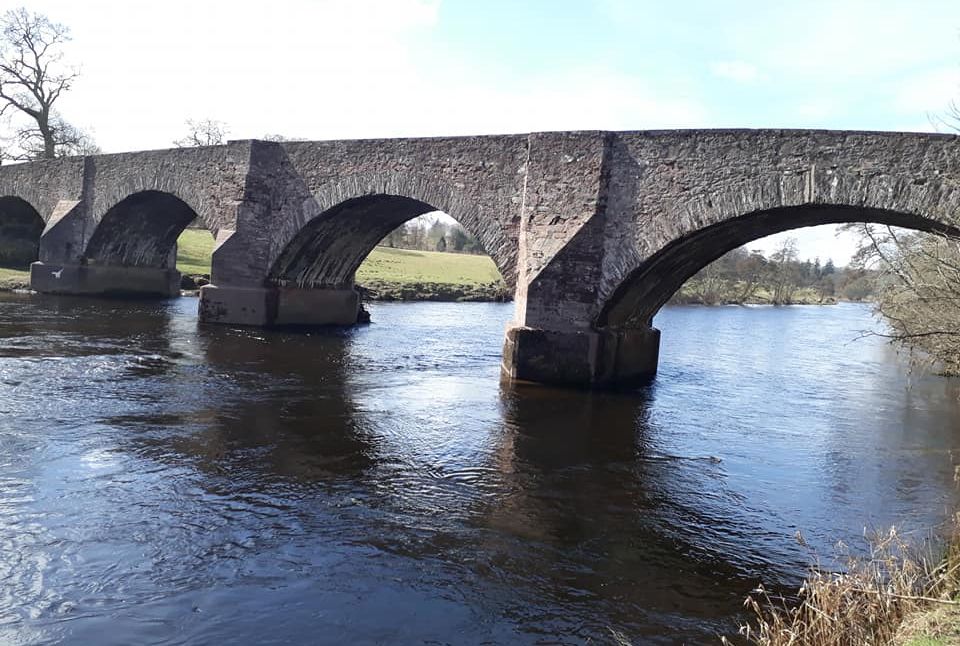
[266,192,514,290]
[597,203,959,328]
[597,158,960,330]
[83,190,201,269]
[0,196,44,267]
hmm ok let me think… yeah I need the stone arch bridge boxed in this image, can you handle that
[2,129,959,388]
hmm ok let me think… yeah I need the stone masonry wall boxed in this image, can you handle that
[2,129,958,339]
[595,129,960,326]
[84,143,250,238]
[0,157,86,221]
[279,135,529,286]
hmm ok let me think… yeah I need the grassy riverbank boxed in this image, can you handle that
[0,266,28,290]
[671,285,839,306]
[0,229,509,300]
[177,228,215,276]
[355,246,508,301]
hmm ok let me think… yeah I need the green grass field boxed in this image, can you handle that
[173,230,503,287]
[177,228,215,275]
[356,246,502,286]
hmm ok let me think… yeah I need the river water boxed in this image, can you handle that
[1,293,959,644]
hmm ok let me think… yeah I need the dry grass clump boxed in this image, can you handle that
[725,520,960,646]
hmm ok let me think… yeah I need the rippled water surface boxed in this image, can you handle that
[2,293,959,644]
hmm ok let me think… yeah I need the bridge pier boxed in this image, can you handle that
[501,325,660,388]
[29,262,181,298]
[198,284,361,327]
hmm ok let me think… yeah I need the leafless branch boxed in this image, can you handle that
[174,119,229,147]
[0,7,82,160]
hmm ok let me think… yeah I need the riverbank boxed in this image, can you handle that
[357,279,510,302]
[671,285,840,306]
[354,246,509,302]
[734,520,960,645]
[0,266,28,290]
[0,231,512,301]
[897,606,960,644]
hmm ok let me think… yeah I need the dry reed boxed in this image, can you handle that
[724,519,960,646]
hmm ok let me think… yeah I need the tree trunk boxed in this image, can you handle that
[40,121,55,159]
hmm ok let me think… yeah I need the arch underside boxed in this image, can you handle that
[269,194,455,289]
[599,204,960,328]
[0,196,44,267]
[84,191,199,268]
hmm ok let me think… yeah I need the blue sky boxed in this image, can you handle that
[13,0,960,262]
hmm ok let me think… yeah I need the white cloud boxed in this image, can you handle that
[402,68,709,136]
[30,0,445,151]
[757,2,956,80]
[893,68,960,118]
[710,61,760,83]
[748,225,861,266]
[20,0,710,151]
[794,98,837,121]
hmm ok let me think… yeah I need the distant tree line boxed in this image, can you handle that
[673,238,878,306]
[381,217,486,255]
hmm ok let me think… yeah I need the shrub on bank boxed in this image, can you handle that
[726,521,960,646]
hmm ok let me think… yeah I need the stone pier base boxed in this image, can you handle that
[198,284,361,327]
[502,325,660,388]
[30,262,180,297]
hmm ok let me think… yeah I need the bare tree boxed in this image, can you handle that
[0,8,78,160]
[847,223,960,375]
[838,78,960,374]
[4,114,98,160]
[260,133,306,142]
[767,237,800,304]
[174,119,229,147]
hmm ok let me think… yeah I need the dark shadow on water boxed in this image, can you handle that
[470,384,772,641]
[107,321,378,486]
[0,292,178,362]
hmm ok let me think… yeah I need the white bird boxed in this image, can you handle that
[51,268,63,279]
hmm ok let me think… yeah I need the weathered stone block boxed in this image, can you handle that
[198,285,360,327]
[502,326,601,385]
[274,288,360,326]
[30,262,180,297]
[597,327,661,386]
[38,200,85,264]
[198,285,272,326]
[502,324,660,388]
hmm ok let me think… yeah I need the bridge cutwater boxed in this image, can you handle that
[2,129,958,387]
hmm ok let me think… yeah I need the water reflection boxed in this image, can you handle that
[1,296,959,644]
[488,386,770,641]
[126,324,373,483]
